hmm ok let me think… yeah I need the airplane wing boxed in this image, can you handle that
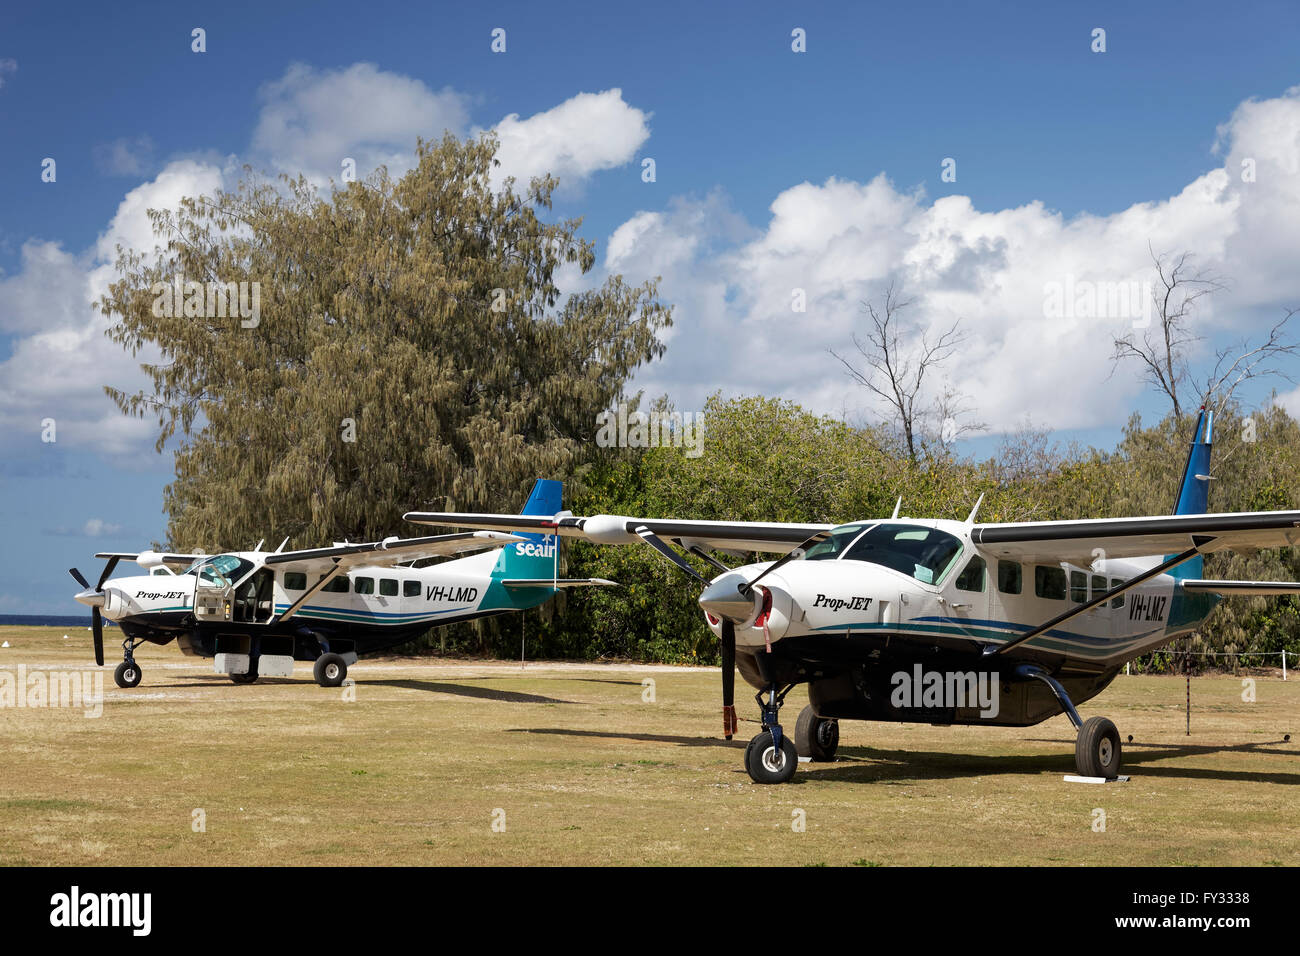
[262,531,524,572]
[500,578,618,588]
[1178,579,1300,596]
[971,510,1300,564]
[95,550,204,570]
[403,510,834,554]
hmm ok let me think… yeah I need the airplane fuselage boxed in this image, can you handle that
[702,518,1221,728]
[100,547,550,664]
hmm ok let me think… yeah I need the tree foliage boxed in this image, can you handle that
[99,134,671,549]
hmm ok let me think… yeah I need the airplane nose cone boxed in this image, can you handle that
[698,573,756,623]
[74,588,105,608]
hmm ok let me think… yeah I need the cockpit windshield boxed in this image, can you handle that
[183,554,253,587]
[805,522,965,586]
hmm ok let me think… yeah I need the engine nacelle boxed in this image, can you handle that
[582,515,641,544]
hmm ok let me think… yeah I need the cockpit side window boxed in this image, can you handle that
[186,554,254,588]
[802,525,872,561]
[956,556,987,592]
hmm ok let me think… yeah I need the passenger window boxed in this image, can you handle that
[1110,578,1125,609]
[283,572,307,591]
[1091,575,1107,603]
[997,560,1022,595]
[1034,566,1066,600]
[403,580,421,598]
[354,577,375,595]
[321,576,349,593]
[955,556,986,592]
[1070,570,1087,603]
[380,578,398,597]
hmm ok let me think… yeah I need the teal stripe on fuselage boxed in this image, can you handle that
[273,603,476,626]
[813,618,1168,659]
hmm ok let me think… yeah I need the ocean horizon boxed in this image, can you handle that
[0,614,109,628]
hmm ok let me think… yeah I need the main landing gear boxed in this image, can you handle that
[313,652,348,687]
[795,705,840,762]
[113,637,145,688]
[1017,663,1123,779]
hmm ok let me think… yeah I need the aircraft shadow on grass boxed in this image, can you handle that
[137,674,575,703]
[504,728,1299,785]
[365,678,573,704]
[507,727,747,749]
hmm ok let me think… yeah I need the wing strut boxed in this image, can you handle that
[984,541,1211,657]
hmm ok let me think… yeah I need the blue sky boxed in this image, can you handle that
[4,1,1300,611]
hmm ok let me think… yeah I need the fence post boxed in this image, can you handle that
[1284,649,1288,682]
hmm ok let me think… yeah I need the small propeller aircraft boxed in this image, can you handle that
[408,409,1300,784]
[70,480,610,689]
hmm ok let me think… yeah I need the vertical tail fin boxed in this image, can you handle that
[1168,407,1213,579]
[492,479,562,580]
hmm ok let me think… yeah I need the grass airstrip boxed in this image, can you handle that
[1,625,1296,866]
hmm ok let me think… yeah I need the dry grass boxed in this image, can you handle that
[1,625,1296,866]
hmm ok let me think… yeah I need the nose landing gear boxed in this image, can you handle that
[744,682,798,784]
[113,637,145,688]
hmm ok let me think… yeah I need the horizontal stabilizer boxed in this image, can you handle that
[1180,579,1300,596]
[500,578,618,588]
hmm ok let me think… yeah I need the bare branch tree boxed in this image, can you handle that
[1196,308,1300,420]
[1110,244,1228,419]
[830,281,969,462]
[928,382,988,457]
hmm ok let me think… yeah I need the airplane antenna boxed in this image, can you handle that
[253,538,265,552]
[965,493,985,524]
[891,497,902,519]
[275,537,289,553]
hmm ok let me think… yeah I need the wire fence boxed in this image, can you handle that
[1127,648,1291,678]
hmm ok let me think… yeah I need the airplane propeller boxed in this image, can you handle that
[634,527,827,740]
[68,556,120,667]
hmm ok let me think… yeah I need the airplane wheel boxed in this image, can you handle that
[114,661,142,688]
[230,669,258,685]
[314,653,347,687]
[1075,716,1122,778]
[744,731,798,784]
[795,705,839,761]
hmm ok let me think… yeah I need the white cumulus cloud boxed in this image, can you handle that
[489,89,650,189]
[608,86,1300,434]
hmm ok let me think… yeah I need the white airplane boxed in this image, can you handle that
[407,409,1300,784]
[71,481,610,689]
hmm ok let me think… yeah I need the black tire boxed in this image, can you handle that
[794,705,839,761]
[1075,716,1122,778]
[744,730,799,784]
[314,653,347,687]
[230,669,258,685]
[114,660,142,688]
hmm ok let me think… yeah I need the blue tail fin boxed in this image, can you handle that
[521,479,562,517]
[492,479,562,580]
[1168,408,1213,579]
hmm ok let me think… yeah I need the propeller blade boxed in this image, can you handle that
[741,530,831,595]
[633,526,710,586]
[69,567,90,589]
[720,620,737,739]
[92,606,104,667]
[95,556,121,591]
